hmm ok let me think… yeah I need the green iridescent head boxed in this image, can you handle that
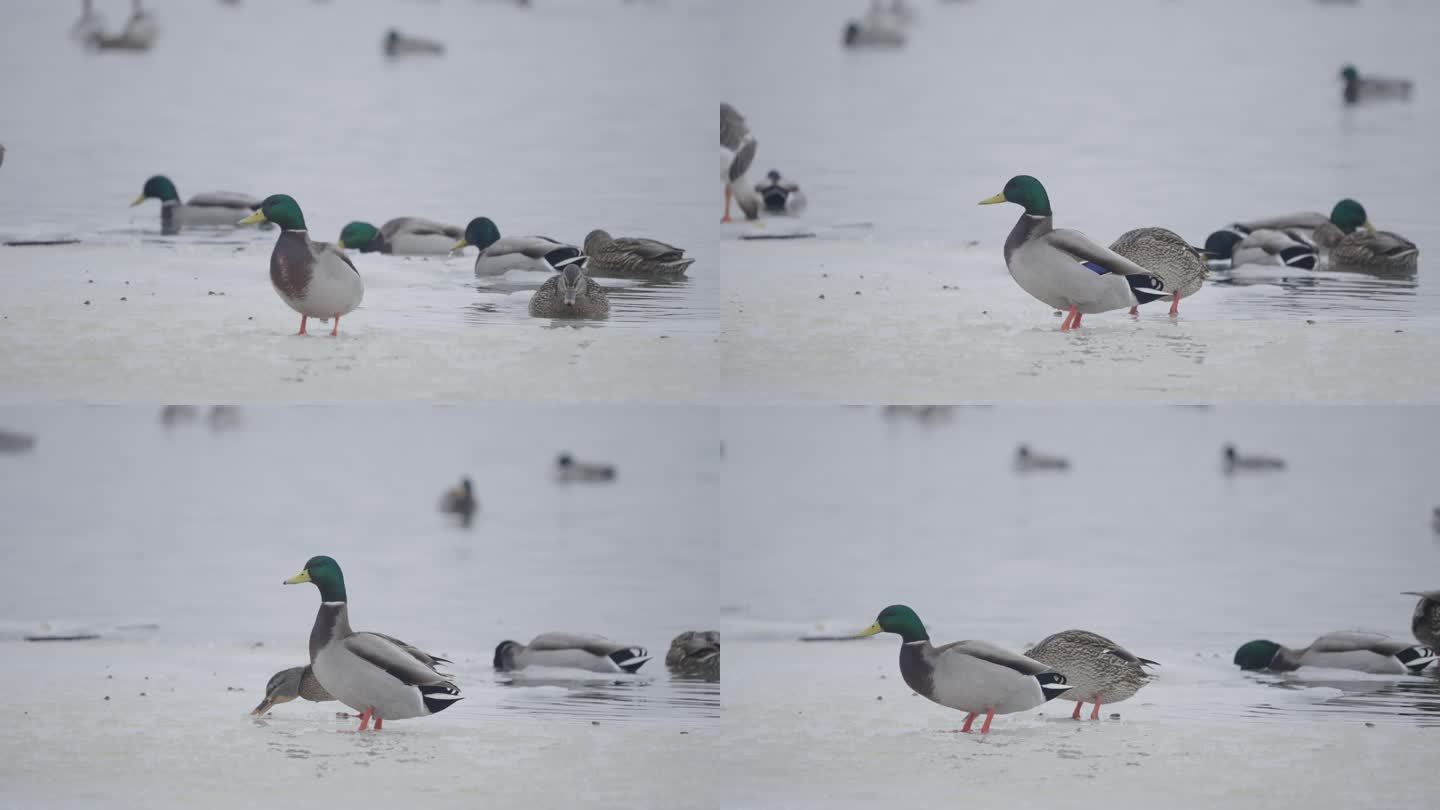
[856,604,930,643]
[283,555,346,602]
[1329,199,1368,234]
[132,175,179,206]
[337,221,381,251]
[979,175,1053,217]
[1233,639,1281,671]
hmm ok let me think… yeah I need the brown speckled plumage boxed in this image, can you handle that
[666,631,720,681]
[583,229,694,278]
[1408,590,1440,648]
[528,267,610,319]
[1024,629,1155,709]
[1330,230,1418,274]
[1109,227,1208,299]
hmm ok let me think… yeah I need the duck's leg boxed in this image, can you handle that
[1071,701,1083,720]
[374,717,383,731]
[722,186,734,224]
[355,707,372,732]
[979,709,995,734]
[1072,312,1084,329]
[1090,698,1102,720]
[297,315,308,336]
[1128,306,1139,317]
[1168,292,1182,317]
[1060,306,1078,331]
[330,316,340,337]
[960,712,978,733]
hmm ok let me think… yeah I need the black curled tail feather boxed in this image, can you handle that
[1279,246,1317,270]
[1126,273,1167,306]
[610,647,651,674]
[1035,671,1071,702]
[420,682,463,714]
[543,246,584,269]
[1396,645,1436,673]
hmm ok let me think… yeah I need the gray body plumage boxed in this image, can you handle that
[529,265,610,319]
[900,639,1067,716]
[308,602,461,721]
[1108,227,1208,299]
[270,231,365,321]
[494,632,650,673]
[1002,214,1156,314]
[1024,630,1155,707]
[1231,228,1319,269]
[583,229,694,278]
[1406,590,1440,648]
[666,631,720,681]
[1267,631,1434,674]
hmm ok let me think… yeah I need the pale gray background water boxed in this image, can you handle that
[724,0,1438,318]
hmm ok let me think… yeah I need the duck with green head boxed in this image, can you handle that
[451,217,578,276]
[130,174,262,236]
[1322,200,1419,274]
[1201,198,1412,273]
[1234,632,1434,675]
[1340,64,1413,105]
[336,217,463,256]
[855,604,1070,734]
[283,555,461,731]
[239,195,364,336]
[978,175,1172,331]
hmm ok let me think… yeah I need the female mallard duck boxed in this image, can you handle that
[555,453,616,482]
[1109,227,1209,316]
[451,217,579,276]
[239,195,364,336]
[979,175,1170,331]
[1015,444,1069,472]
[855,605,1070,734]
[493,633,650,674]
[720,103,759,223]
[528,258,610,319]
[337,218,462,256]
[252,635,452,716]
[666,631,719,681]
[130,175,262,236]
[1024,630,1157,720]
[438,477,477,524]
[1404,590,1440,648]
[1340,65,1413,105]
[283,556,461,731]
[582,229,694,278]
[1234,632,1435,675]
[1222,444,1285,472]
[754,170,807,216]
[1330,227,1419,274]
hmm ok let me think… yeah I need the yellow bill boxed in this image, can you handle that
[283,570,311,585]
[1363,221,1376,234]
[130,194,148,207]
[238,210,268,226]
[335,239,347,249]
[450,239,469,251]
[978,192,1007,206]
[853,621,883,638]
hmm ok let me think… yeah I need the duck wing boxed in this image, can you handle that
[369,631,452,667]
[313,240,361,276]
[380,217,463,241]
[528,632,630,656]
[1044,229,1156,277]
[1309,631,1403,655]
[938,639,1051,676]
[187,191,262,209]
[612,236,685,260]
[1234,211,1328,233]
[344,632,455,686]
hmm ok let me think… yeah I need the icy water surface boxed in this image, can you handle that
[0,405,718,808]
[716,405,1440,808]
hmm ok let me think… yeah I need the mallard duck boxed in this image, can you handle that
[843,13,906,48]
[720,103,759,223]
[252,635,452,716]
[1331,227,1419,274]
[451,217,579,276]
[206,405,241,433]
[71,0,106,43]
[1015,444,1069,471]
[979,175,1170,331]
[159,404,197,427]
[1204,199,1365,259]
[1024,630,1157,720]
[493,633,650,673]
[1404,590,1440,648]
[528,258,610,319]
[130,175,262,236]
[283,556,461,731]
[337,218,462,255]
[1223,228,1319,270]
[90,0,159,51]
[438,477,477,524]
[754,170,807,216]
[239,195,365,336]
[555,453,616,482]
[1222,444,1285,472]
[855,605,1070,734]
[383,29,444,57]
[1234,632,1435,675]
[1108,227,1209,316]
[1340,65,1413,105]
[582,229,694,278]
[666,631,719,681]
[0,430,36,454]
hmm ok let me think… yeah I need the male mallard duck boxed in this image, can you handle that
[979,175,1170,331]
[493,633,650,674]
[754,170,807,216]
[283,556,461,731]
[130,175,262,236]
[239,195,365,336]
[1219,228,1319,271]
[855,605,1070,734]
[1204,198,1368,260]
[1222,444,1285,472]
[1109,227,1209,316]
[1404,590,1440,648]
[1014,444,1069,472]
[438,477,477,524]
[1024,630,1157,720]
[251,634,452,716]
[555,453,616,482]
[1340,65,1413,105]
[337,218,462,255]
[383,28,444,57]
[452,217,579,276]
[1234,632,1435,675]
[666,631,720,681]
[720,103,759,223]
[528,258,610,319]
[582,229,694,278]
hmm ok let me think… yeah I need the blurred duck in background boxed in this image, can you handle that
[1340,64,1413,105]
[755,170,807,216]
[89,0,159,51]
[555,453,616,482]
[1015,444,1070,472]
[384,29,445,58]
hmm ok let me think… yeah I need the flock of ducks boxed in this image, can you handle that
[719,104,805,224]
[128,180,694,328]
[253,556,719,730]
[855,592,1440,735]
[435,453,618,525]
[1011,443,1286,474]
